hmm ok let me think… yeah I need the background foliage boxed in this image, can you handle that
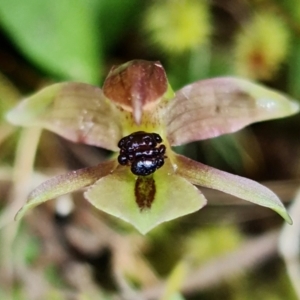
[0,0,299,299]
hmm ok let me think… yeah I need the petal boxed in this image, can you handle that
[15,160,117,221]
[175,154,292,224]
[166,77,299,146]
[84,161,206,234]
[6,82,122,151]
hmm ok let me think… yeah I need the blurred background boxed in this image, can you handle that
[0,0,300,299]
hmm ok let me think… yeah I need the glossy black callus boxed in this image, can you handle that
[117,131,166,176]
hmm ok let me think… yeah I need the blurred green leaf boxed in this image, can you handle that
[273,0,300,23]
[0,73,19,120]
[202,134,245,173]
[0,0,101,83]
[0,73,18,144]
[184,225,242,264]
[97,0,142,51]
[209,50,234,76]
[161,260,188,300]
[24,236,40,265]
[45,265,64,288]
[167,45,211,90]
[167,293,186,300]
[288,36,300,98]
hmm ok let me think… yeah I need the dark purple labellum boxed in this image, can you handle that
[117,131,166,176]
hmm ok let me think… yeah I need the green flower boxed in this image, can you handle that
[234,12,290,80]
[144,0,211,54]
[7,60,299,234]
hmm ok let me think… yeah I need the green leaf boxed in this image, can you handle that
[0,0,101,83]
[97,0,142,51]
[85,161,206,234]
[0,73,19,119]
[175,154,292,224]
[166,77,299,146]
[161,260,189,300]
[0,73,19,141]
[6,82,123,151]
[15,160,117,221]
[288,35,300,98]
[168,294,186,300]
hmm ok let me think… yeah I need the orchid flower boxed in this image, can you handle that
[7,60,299,234]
